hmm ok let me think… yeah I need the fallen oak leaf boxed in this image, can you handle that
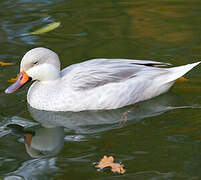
[30,22,61,35]
[95,155,126,174]
[8,73,19,83]
[96,155,114,169]
[0,62,14,66]
[110,162,125,174]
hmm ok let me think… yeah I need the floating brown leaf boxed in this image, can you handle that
[0,62,13,66]
[95,155,125,174]
[176,76,188,82]
[8,74,19,83]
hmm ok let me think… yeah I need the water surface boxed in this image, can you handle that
[1,0,201,179]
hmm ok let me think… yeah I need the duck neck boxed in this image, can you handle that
[39,64,61,82]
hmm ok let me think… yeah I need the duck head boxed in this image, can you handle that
[5,47,61,94]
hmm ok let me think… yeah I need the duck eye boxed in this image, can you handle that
[33,61,39,65]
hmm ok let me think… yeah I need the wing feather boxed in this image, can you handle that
[61,59,170,90]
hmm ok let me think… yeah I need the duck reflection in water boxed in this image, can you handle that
[27,93,185,134]
[8,124,64,158]
[7,93,186,158]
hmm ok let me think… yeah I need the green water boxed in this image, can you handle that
[1,0,201,179]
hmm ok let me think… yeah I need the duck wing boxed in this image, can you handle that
[61,59,170,91]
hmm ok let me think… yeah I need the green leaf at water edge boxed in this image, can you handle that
[31,22,61,35]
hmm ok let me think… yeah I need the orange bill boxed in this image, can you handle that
[24,133,33,146]
[5,72,32,94]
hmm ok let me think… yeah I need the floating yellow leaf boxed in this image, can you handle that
[176,76,188,82]
[8,74,19,83]
[0,62,13,66]
[31,22,61,35]
[95,155,126,174]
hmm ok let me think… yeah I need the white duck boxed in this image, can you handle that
[5,47,200,112]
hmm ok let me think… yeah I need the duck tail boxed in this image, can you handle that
[164,61,201,84]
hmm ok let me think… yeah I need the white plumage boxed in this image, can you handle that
[5,47,200,112]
